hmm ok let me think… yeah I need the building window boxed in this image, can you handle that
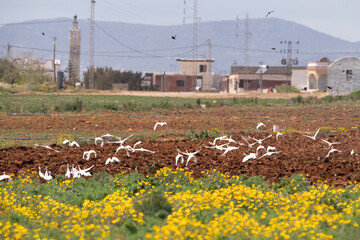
[199,64,207,73]
[346,70,352,81]
[176,80,184,86]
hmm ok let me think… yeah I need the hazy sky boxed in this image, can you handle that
[0,0,359,42]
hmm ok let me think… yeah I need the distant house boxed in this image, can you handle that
[307,57,330,90]
[327,56,360,95]
[14,58,61,81]
[226,65,306,93]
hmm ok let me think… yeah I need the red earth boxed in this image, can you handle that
[1,130,359,187]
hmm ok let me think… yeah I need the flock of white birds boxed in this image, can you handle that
[0,121,356,182]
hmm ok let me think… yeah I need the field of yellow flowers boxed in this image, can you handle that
[1,168,360,240]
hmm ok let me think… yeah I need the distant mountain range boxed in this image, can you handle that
[1,17,359,75]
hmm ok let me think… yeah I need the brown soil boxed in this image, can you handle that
[1,131,359,187]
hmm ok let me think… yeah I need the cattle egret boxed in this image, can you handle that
[321,139,341,147]
[351,149,355,155]
[250,135,272,145]
[326,148,341,158]
[302,128,321,140]
[34,144,60,152]
[108,134,133,145]
[78,165,94,177]
[65,164,71,178]
[38,167,45,179]
[83,150,97,161]
[242,153,257,162]
[241,135,256,148]
[256,122,266,132]
[105,157,121,165]
[276,132,284,141]
[256,145,266,156]
[177,148,200,166]
[175,153,184,165]
[0,172,10,181]
[94,137,104,147]
[62,140,80,147]
[154,122,168,130]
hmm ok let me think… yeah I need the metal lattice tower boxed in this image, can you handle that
[280,40,299,80]
[244,12,249,74]
[192,0,198,61]
[89,0,95,89]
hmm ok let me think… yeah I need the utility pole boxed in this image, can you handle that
[280,40,299,82]
[208,39,211,59]
[244,12,250,91]
[89,0,95,89]
[53,37,57,84]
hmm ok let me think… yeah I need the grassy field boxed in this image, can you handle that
[1,90,360,114]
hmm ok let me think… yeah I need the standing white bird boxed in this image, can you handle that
[83,150,97,161]
[34,144,60,152]
[105,156,121,165]
[321,139,341,147]
[0,172,11,181]
[351,149,355,155]
[43,167,53,181]
[38,167,45,179]
[62,140,80,147]
[302,128,321,140]
[242,152,257,162]
[65,164,71,178]
[71,164,81,178]
[326,148,341,158]
[175,153,184,165]
[256,122,266,132]
[154,122,168,130]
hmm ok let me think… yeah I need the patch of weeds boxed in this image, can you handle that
[199,169,231,190]
[133,189,172,219]
[63,97,83,112]
[122,102,138,111]
[103,102,118,111]
[245,128,257,135]
[187,127,223,139]
[291,95,303,104]
[276,173,310,194]
[241,175,270,189]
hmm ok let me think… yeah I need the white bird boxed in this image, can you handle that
[302,128,321,140]
[71,164,81,178]
[242,152,257,162]
[34,144,60,152]
[256,145,266,156]
[62,140,80,147]
[351,149,355,155]
[130,141,155,154]
[177,148,200,166]
[220,145,239,156]
[209,136,228,146]
[115,145,133,157]
[175,153,184,165]
[0,172,10,181]
[321,139,341,147]
[205,143,229,150]
[94,137,104,147]
[326,148,341,158]
[258,150,280,159]
[78,165,94,177]
[241,135,256,148]
[65,164,71,178]
[256,122,266,132]
[250,135,272,145]
[276,132,284,141]
[154,122,168,130]
[83,150,97,161]
[43,167,53,181]
[38,167,45,179]
[107,134,134,145]
[105,156,121,165]
[267,146,277,152]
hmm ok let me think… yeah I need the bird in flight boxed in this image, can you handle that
[171,35,176,40]
[271,48,276,50]
[154,122,168,130]
[302,128,321,140]
[327,86,332,89]
[256,122,266,132]
[321,139,341,147]
[42,32,45,35]
[266,10,274,18]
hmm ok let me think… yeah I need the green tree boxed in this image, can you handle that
[64,61,79,87]
[0,58,21,85]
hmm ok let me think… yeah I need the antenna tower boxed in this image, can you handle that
[244,12,249,74]
[280,40,299,80]
[89,0,95,89]
[193,0,198,61]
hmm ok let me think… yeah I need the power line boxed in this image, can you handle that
[0,19,78,26]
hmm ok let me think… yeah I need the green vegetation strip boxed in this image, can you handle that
[1,169,360,239]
